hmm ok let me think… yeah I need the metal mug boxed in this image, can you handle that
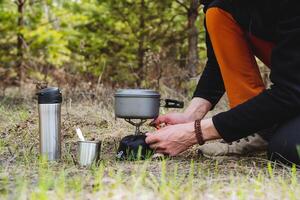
[78,141,101,167]
[37,87,62,161]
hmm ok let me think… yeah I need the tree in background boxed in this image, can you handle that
[0,0,19,90]
[175,0,202,77]
[0,0,73,89]
[0,0,206,93]
[16,0,26,87]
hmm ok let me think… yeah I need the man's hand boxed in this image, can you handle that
[150,97,212,128]
[146,119,221,156]
[150,112,191,128]
[145,122,198,156]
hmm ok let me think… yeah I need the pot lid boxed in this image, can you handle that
[114,89,160,98]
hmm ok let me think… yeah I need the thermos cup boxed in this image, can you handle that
[78,141,101,167]
[37,87,62,161]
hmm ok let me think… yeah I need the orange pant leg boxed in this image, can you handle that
[206,8,266,108]
[248,34,275,68]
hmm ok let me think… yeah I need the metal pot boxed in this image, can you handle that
[114,89,184,119]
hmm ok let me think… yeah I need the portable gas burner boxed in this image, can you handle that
[124,119,147,135]
[114,89,184,160]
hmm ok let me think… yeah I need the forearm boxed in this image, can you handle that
[186,118,221,146]
[184,97,212,121]
[201,118,221,141]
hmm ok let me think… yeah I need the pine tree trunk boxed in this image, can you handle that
[137,0,145,86]
[187,0,199,77]
[17,0,26,88]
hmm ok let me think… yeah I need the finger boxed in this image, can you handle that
[149,144,159,150]
[155,149,165,154]
[158,125,171,131]
[155,149,170,156]
[149,119,157,127]
[151,115,169,126]
[145,134,160,144]
[150,143,166,150]
[145,132,157,137]
[149,121,161,130]
[147,126,170,137]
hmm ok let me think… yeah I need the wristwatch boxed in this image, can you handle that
[194,119,204,145]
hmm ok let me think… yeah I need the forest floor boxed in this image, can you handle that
[0,85,300,200]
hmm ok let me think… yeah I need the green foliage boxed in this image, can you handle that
[0,1,17,67]
[0,0,206,87]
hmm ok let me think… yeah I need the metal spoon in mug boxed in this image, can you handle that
[76,128,85,141]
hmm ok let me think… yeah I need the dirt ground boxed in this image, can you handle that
[0,86,299,199]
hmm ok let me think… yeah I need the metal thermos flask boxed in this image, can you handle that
[37,87,62,160]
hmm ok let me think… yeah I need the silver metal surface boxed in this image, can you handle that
[114,89,160,119]
[114,89,160,98]
[114,89,184,119]
[38,103,61,160]
[125,119,147,135]
[78,141,101,167]
[115,96,160,119]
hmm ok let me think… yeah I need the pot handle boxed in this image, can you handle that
[163,99,184,109]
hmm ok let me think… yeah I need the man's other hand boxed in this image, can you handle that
[145,122,198,156]
[149,113,191,128]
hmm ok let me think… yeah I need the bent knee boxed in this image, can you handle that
[206,7,235,33]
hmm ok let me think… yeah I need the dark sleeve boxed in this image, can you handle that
[193,19,225,109]
[213,8,300,142]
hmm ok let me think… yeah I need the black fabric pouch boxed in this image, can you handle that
[116,135,154,161]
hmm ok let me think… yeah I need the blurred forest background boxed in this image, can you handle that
[0,0,207,96]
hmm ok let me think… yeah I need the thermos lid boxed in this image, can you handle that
[37,87,62,104]
[114,89,160,98]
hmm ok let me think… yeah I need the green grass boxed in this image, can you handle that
[0,93,300,199]
[0,97,30,131]
[1,158,299,199]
